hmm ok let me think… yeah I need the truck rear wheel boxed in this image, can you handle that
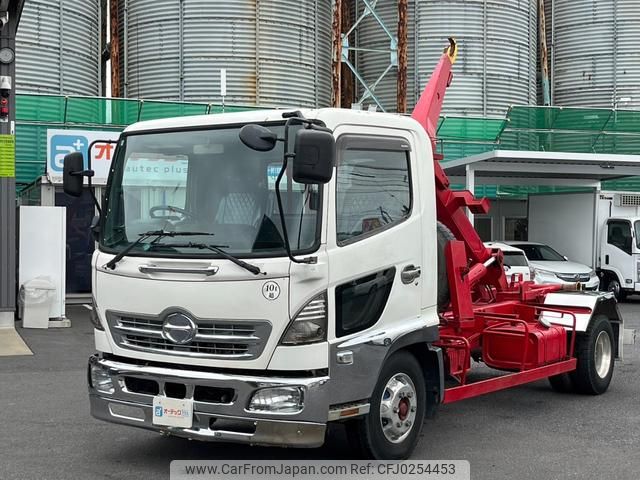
[347,351,426,459]
[570,315,615,394]
[436,222,455,311]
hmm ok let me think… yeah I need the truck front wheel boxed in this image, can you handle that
[570,315,615,394]
[347,351,426,459]
[605,277,626,301]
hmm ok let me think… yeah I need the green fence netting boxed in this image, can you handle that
[436,106,640,197]
[15,97,640,197]
[15,94,262,189]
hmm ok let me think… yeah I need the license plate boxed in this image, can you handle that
[152,396,193,428]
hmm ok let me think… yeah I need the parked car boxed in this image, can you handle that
[504,241,600,290]
[485,242,535,282]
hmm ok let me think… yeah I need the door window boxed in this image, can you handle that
[336,139,412,245]
[607,220,632,255]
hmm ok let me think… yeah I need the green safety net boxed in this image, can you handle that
[15,94,262,189]
[436,106,640,198]
[15,97,640,197]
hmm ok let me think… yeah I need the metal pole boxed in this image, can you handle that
[123,0,128,98]
[539,0,551,106]
[397,0,408,113]
[0,0,22,328]
[332,0,342,107]
[341,0,354,108]
[110,0,121,97]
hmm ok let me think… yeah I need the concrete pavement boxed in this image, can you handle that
[1,302,638,480]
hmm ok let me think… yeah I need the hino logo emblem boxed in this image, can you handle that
[162,313,197,345]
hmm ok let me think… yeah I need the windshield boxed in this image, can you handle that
[514,244,566,262]
[502,251,529,267]
[101,125,321,258]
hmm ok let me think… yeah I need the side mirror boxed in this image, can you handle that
[63,152,90,197]
[239,124,278,152]
[293,128,335,184]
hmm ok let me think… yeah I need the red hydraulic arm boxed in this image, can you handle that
[411,38,508,324]
[407,39,579,401]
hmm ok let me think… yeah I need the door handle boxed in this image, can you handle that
[401,265,421,284]
[605,255,609,265]
[138,264,219,276]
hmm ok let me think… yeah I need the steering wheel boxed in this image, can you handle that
[149,205,193,221]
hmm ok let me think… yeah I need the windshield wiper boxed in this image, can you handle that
[104,230,215,270]
[155,242,264,276]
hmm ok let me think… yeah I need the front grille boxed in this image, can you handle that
[557,273,591,283]
[106,311,271,360]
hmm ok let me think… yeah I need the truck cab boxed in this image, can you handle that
[76,108,441,458]
[600,215,640,299]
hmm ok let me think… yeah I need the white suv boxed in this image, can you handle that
[485,242,535,283]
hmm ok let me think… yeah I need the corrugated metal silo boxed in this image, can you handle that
[552,0,640,108]
[119,0,332,107]
[16,0,101,96]
[357,0,537,116]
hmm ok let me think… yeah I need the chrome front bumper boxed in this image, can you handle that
[88,355,330,447]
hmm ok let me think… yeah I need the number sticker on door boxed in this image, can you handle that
[262,281,281,301]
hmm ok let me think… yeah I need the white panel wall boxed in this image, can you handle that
[528,193,596,267]
[18,207,66,319]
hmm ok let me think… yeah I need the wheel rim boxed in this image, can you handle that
[608,280,620,297]
[379,373,417,444]
[594,330,613,379]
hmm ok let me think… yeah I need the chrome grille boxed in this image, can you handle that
[106,312,271,360]
[556,273,591,283]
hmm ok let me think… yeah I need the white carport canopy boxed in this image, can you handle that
[444,150,640,190]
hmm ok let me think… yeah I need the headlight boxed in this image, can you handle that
[589,270,597,278]
[89,296,105,331]
[280,292,327,345]
[248,386,304,413]
[535,268,557,278]
[90,363,114,394]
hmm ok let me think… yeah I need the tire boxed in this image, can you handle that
[436,222,456,311]
[606,277,626,302]
[570,315,615,395]
[347,351,426,459]
[548,373,574,393]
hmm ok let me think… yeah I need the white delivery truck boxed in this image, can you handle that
[529,190,640,300]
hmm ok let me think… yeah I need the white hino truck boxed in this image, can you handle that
[63,41,622,459]
[529,191,640,300]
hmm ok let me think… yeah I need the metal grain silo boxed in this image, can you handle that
[16,0,101,96]
[119,0,332,107]
[552,0,640,108]
[356,0,537,116]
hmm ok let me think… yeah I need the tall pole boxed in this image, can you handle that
[110,0,121,97]
[0,0,23,328]
[538,0,551,106]
[397,0,408,113]
[331,0,342,107]
[340,0,353,108]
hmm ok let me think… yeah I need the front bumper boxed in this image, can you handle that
[535,274,600,291]
[88,355,330,447]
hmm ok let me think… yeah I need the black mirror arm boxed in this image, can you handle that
[274,154,316,266]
